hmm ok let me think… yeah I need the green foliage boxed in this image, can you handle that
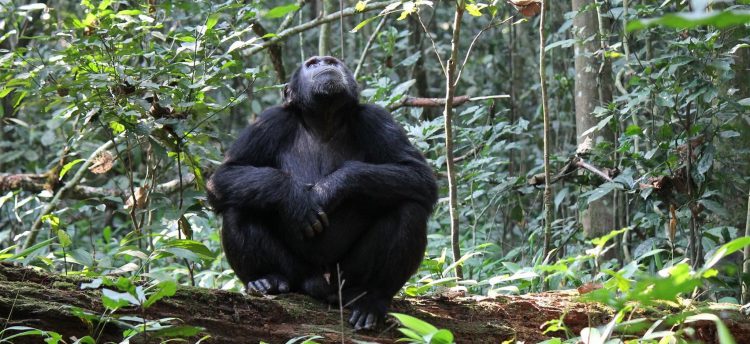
[392,313,455,344]
[628,10,750,31]
[0,326,63,344]
[1,0,749,342]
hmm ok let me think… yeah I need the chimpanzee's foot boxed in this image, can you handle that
[246,274,290,295]
[346,292,388,330]
[301,274,336,300]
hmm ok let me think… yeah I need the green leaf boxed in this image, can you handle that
[428,329,454,344]
[109,121,125,134]
[697,144,714,172]
[98,0,112,11]
[9,238,55,260]
[351,16,377,33]
[156,239,214,262]
[391,313,438,335]
[702,237,750,271]
[101,288,139,309]
[0,327,48,342]
[628,10,750,31]
[397,328,423,341]
[206,13,220,31]
[71,336,96,344]
[585,182,621,204]
[59,158,85,180]
[720,130,740,138]
[116,9,141,17]
[0,87,14,98]
[624,124,642,137]
[57,230,72,248]
[80,278,103,289]
[266,4,300,19]
[465,4,482,17]
[18,3,47,11]
[544,38,576,51]
[143,281,177,308]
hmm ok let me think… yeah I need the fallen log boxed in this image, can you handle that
[0,263,748,343]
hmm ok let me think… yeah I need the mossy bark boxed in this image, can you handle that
[1,263,748,343]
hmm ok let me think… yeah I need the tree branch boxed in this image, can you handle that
[250,22,287,82]
[0,174,195,199]
[388,94,508,110]
[243,1,394,57]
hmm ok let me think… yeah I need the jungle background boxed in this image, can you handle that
[1,0,750,343]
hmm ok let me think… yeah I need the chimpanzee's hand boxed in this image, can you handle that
[311,183,331,212]
[282,182,329,239]
[311,172,346,213]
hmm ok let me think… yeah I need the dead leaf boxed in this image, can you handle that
[509,0,542,17]
[577,282,603,295]
[88,151,114,174]
[125,186,148,210]
[576,136,593,156]
[667,204,677,242]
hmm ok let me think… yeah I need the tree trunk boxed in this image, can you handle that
[572,0,615,240]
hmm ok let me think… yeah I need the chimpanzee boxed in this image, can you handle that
[206,56,438,330]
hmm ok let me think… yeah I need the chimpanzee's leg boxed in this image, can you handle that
[221,207,318,295]
[337,202,429,330]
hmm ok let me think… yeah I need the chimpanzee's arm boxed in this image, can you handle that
[313,105,438,210]
[206,107,297,213]
[207,107,327,238]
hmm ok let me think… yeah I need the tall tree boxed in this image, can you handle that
[571,0,615,239]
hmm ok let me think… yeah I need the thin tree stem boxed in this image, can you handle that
[353,14,388,79]
[539,0,554,265]
[743,188,750,303]
[444,0,465,280]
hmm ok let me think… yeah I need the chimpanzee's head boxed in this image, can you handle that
[284,56,358,109]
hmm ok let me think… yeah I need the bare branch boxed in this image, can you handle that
[388,94,509,110]
[353,14,389,79]
[1,173,195,199]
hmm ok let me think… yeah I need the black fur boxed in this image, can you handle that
[207,56,438,330]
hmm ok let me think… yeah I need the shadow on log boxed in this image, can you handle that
[1,263,748,343]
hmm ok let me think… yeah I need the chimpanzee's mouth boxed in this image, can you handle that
[313,67,340,79]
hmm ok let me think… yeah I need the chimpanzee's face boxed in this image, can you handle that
[285,56,358,107]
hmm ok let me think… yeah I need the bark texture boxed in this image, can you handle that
[571,0,615,239]
[2,264,750,343]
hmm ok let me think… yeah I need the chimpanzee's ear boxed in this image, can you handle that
[283,83,294,106]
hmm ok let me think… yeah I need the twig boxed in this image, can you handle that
[23,136,120,250]
[527,156,615,186]
[353,14,389,79]
[243,1,393,57]
[576,159,613,182]
[415,11,447,77]
[337,264,345,344]
[455,16,513,85]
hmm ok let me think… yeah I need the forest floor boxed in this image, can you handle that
[1,263,749,343]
